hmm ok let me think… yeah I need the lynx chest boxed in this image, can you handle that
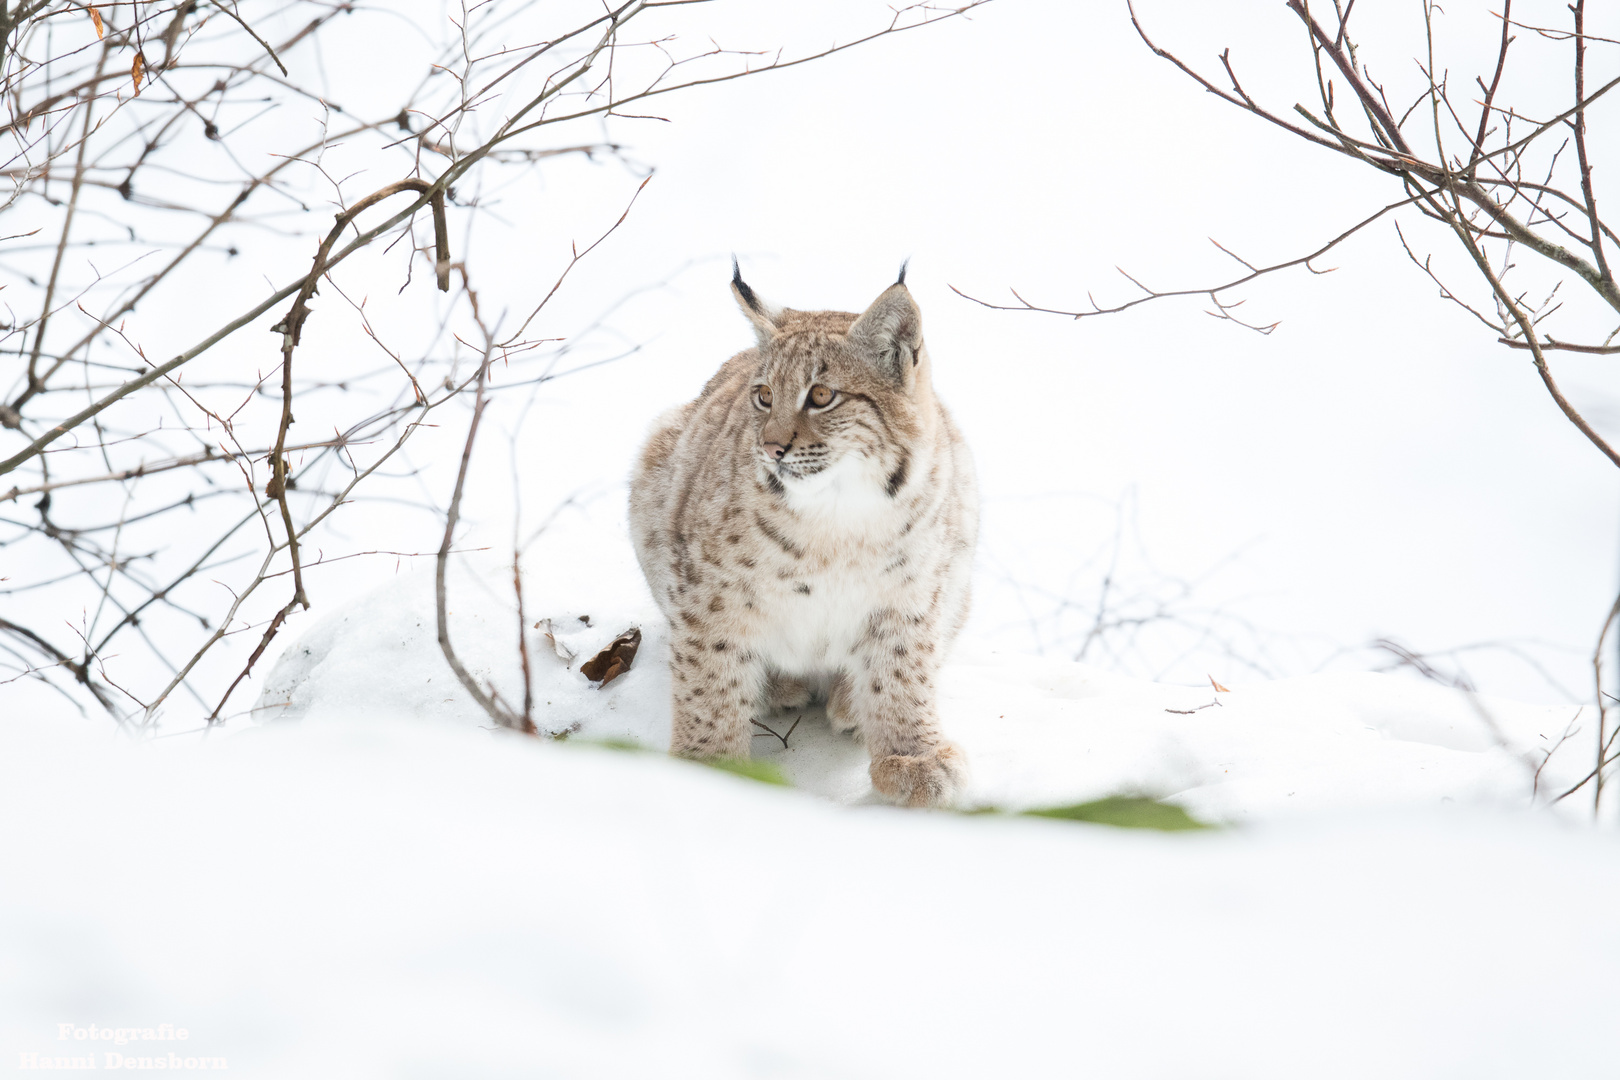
[748,454,931,674]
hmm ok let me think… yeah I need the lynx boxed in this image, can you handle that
[628,263,979,807]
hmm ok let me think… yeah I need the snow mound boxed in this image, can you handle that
[253,508,1596,822]
[12,510,1617,1076]
[3,713,1618,1078]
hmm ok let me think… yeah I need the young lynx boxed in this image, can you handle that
[629,263,978,807]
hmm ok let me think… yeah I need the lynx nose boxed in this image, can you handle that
[764,442,789,461]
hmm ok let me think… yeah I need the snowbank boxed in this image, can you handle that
[252,509,1598,823]
[7,510,1615,1077]
[3,713,1618,1078]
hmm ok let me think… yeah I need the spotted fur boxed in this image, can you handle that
[628,267,978,807]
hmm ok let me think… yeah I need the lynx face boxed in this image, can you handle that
[627,262,979,808]
[748,329,921,483]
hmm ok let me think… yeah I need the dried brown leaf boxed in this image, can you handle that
[580,628,641,687]
[1209,675,1230,693]
[131,52,144,94]
[89,6,104,39]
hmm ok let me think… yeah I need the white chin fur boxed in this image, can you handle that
[777,452,898,531]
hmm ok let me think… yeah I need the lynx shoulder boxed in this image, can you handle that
[628,263,978,807]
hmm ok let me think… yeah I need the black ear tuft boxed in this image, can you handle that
[896,259,910,286]
[732,255,762,314]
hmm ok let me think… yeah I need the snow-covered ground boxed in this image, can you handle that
[253,503,1599,823]
[6,505,1617,1078]
[6,713,1619,1079]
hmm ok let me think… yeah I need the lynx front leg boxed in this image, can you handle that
[668,627,766,759]
[847,609,966,808]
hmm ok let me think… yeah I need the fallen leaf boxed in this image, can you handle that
[535,618,578,665]
[89,6,104,38]
[704,757,789,787]
[1209,675,1230,693]
[1023,796,1208,832]
[131,52,144,95]
[580,628,640,687]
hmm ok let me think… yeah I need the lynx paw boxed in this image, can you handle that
[765,673,813,711]
[826,675,859,737]
[869,743,967,808]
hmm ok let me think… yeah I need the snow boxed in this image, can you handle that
[4,701,1619,1077]
[252,502,1599,824]
[10,501,1616,1076]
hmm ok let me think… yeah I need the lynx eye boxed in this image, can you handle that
[807,384,835,408]
[755,385,773,409]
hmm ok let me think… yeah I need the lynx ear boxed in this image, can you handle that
[731,257,785,346]
[848,281,922,384]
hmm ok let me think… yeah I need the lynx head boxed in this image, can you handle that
[731,260,932,492]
